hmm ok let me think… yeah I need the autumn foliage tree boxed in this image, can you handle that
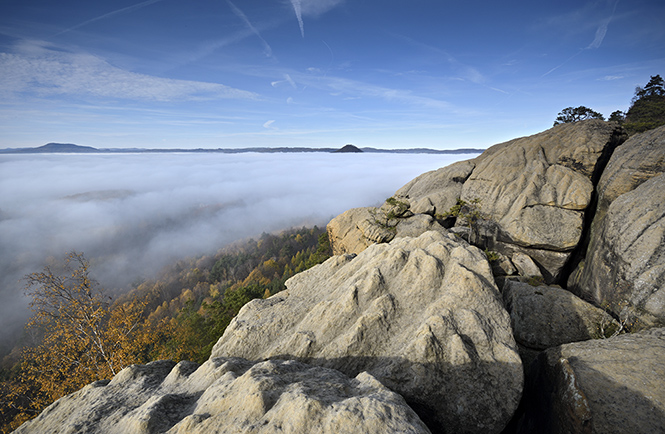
[3,252,171,430]
[2,227,332,432]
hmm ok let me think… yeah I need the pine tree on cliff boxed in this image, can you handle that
[553,106,604,126]
[624,74,665,134]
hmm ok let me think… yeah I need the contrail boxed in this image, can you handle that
[544,0,620,77]
[53,0,164,36]
[290,0,305,38]
[226,0,273,57]
[587,0,620,49]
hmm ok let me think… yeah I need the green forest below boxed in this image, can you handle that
[0,226,331,433]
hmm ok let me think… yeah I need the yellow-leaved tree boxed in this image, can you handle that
[4,252,172,430]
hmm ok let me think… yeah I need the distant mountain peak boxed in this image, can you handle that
[36,143,98,153]
[334,144,363,153]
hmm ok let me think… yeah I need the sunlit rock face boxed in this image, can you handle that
[213,231,523,434]
[328,120,625,283]
[13,358,432,434]
[568,125,665,327]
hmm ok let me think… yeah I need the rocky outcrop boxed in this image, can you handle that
[213,231,523,434]
[14,358,431,434]
[516,328,665,434]
[327,160,474,256]
[395,159,477,218]
[327,120,624,283]
[568,126,665,327]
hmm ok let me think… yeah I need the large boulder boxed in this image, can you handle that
[516,328,665,434]
[212,231,523,434]
[568,126,665,327]
[14,358,431,434]
[503,281,620,351]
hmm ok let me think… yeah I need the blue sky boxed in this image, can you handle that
[1,0,663,150]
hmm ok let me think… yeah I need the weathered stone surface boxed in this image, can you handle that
[517,328,665,434]
[394,214,447,239]
[395,159,476,216]
[569,126,665,326]
[503,281,620,351]
[327,207,390,255]
[410,197,436,215]
[326,205,449,257]
[459,120,621,278]
[328,121,623,278]
[593,125,665,224]
[15,358,431,434]
[569,174,665,327]
[212,231,523,434]
[511,252,543,279]
[489,251,517,277]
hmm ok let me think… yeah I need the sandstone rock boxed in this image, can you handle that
[517,328,665,434]
[327,204,448,256]
[569,174,665,327]
[568,126,665,326]
[592,125,665,225]
[489,251,517,277]
[394,214,447,239]
[510,252,543,279]
[460,120,622,279]
[503,281,620,351]
[395,159,476,216]
[327,207,391,255]
[494,242,570,283]
[15,358,431,434]
[410,197,436,215]
[212,231,523,434]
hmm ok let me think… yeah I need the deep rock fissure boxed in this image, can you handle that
[558,126,628,288]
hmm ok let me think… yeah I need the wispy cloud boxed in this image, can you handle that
[53,0,165,37]
[599,75,624,81]
[271,74,298,89]
[226,0,273,58]
[0,41,259,102]
[586,0,620,49]
[287,0,344,37]
[303,74,452,110]
[543,0,620,77]
[262,119,276,128]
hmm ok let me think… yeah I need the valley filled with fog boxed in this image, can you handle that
[0,151,478,349]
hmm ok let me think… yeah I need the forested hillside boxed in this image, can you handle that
[0,226,331,432]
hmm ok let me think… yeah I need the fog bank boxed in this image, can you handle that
[0,151,478,350]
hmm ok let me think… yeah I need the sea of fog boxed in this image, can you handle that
[0,151,479,348]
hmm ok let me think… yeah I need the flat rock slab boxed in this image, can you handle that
[503,281,620,351]
[518,328,665,434]
[15,358,431,434]
[213,231,523,434]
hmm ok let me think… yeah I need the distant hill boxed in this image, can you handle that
[334,144,363,153]
[0,143,485,155]
[0,143,99,153]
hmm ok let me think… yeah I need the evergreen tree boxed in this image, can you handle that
[624,75,665,134]
[553,106,604,126]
